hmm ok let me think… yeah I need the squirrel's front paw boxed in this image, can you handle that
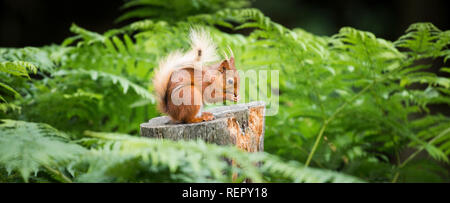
[225,93,240,102]
[229,94,240,102]
[233,95,240,102]
[201,112,215,122]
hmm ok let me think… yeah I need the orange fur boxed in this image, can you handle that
[153,29,240,123]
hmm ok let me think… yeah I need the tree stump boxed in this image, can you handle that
[140,101,266,153]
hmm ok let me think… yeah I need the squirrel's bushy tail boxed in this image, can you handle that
[153,28,219,113]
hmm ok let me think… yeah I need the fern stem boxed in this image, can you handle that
[392,172,400,183]
[43,165,72,183]
[305,82,375,167]
[391,127,450,183]
[402,127,450,168]
[305,121,328,167]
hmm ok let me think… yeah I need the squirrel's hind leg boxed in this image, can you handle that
[185,112,214,123]
[175,105,214,123]
[184,105,215,123]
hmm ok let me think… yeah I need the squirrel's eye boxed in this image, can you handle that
[227,78,234,84]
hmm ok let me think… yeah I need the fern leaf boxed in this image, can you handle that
[52,69,155,102]
[72,131,363,183]
[69,23,106,45]
[395,22,447,59]
[0,61,37,78]
[0,82,20,98]
[0,119,86,182]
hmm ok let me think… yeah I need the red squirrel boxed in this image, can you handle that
[153,29,240,123]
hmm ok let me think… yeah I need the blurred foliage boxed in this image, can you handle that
[0,0,449,182]
[116,0,250,23]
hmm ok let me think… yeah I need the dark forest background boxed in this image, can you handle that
[1,0,449,47]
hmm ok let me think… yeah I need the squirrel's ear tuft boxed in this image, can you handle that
[229,57,235,68]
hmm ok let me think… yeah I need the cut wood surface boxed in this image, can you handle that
[140,101,266,153]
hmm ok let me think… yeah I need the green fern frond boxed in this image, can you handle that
[117,0,251,23]
[52,69,154,102]
[395,22,448,59]
[0,61,37,78]
[0,47,56,73]
[61,24,156,80]
[67,23,106,45]
[332,27,405,74]
[0,61,37,103]
[72,131,363,183]
[0,103,21,114]
[0,119,86,182]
